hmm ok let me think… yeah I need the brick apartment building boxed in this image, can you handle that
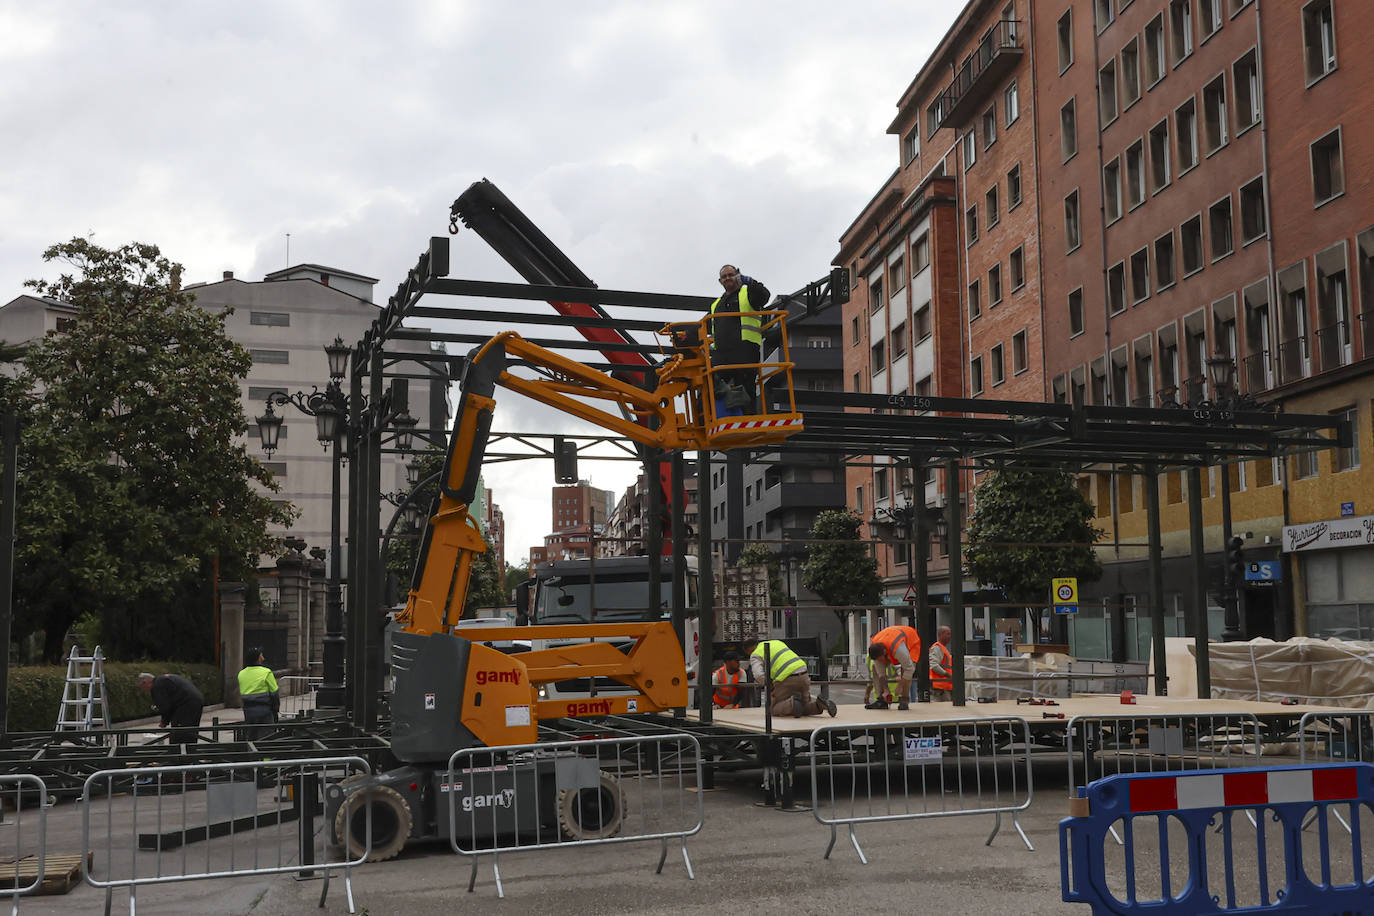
[839,0,1374,654]
[528,481,614,564]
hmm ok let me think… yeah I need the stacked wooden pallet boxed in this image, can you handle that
[0,852,92,896]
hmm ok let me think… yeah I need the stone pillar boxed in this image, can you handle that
[219,580,247,708]
[276,541,310,675]
[308,547,327,677]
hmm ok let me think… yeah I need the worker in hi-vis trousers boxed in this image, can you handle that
[865,625,920,711]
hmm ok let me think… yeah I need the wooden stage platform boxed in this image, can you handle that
[686,695,1354,736]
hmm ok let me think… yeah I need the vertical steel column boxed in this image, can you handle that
[346,368,365,721]
[1220,462,1241,640]
[317,437,345,710]
[646,448,662,610]
[1188,466,1212,697]
[1145,465,1168,696]
[0,413,17,735]
[913,453,932,702]
[945,458,965,707]
[670,453,686,653]
[361,349,385,730]
[696,450,715,722]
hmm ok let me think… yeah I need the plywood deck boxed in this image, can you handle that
[687,695,1355,736]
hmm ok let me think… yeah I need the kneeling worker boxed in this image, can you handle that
[712,650,745,709]
[865,624,921,711]
[744,638,837,718]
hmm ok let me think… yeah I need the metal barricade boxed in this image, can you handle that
[1067,711,1262,794]
[0,776,47,916]
[277,676,322,718]
[809,716,1034,864]
[448,733,703,898]
[1060,762,1374,913]
[82,756,370,915]
[1298,709,1374,766]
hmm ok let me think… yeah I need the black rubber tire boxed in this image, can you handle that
[557,771,626,841]
[333,784,412,862]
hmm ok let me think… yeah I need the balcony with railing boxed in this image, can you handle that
[1242,350,1272,392]
[1315,320,1350,372]
[934,19,1024,130]
[1276,336,1310,385]
[1182,376,1207,406]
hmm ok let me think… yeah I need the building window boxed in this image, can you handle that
[966,205,979,244]
[916,303,933,341]
[986,185,1000,228]
[1010,246,1025,290]
[1200,0,1223,37]
[852,372,862,392]
[1096,0,1114,32]
[1007,164,1023,208]
[903,126,920,164]
[963,130,977,169]
[1068,288,1085,336]
[982,107,997,149]
[1004,81,1020,125]
[1108,262,1126,315]
[1233,50,1260,132]
[1294,447,1319,479]
[1209,196,1234,261]
[869,277,884,314]
[891,322,907,361]
[1012,329,1029,374]
[1099,59,1118,126]
[968,279,982,320]
[971,356,985,395]
[1202,74,1228,153]
[1130,247,1151,303]
[1155,231,1177,290]
[1145,15,1166,86]
[1240,177,1267,243]
[875,468,889,501]
[1303,0,1337,84]
[1176,98,1199,172]
[250,311,291,326]
[870,339,886,374]
[1121,38,1141,107]
[1104,157,1122,223]
[247,385,286,401]
[1334,406,1360,471]
[1125,139,1146,209]
[988,264,1003,306]
[890,257,907,292]
[1311,128,1345,206]
[1058,10,1074,72]
[1149,119,1171,192]
[1065,190,1081,252]
[250,349,290,364]
[1170,0,1194,66]
[855,485,865,512]
[851,316,860,345]
[912,234,930,274]
[991,344,1006,386]
[1061,99,1077,161]
[1181,215,1204,275]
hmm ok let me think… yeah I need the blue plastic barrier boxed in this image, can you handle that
[1060,762,1374,914]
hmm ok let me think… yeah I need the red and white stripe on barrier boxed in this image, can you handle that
[709,417,804,435]
[1128,766,1360,813]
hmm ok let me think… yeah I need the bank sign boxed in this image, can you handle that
[1282,513,1374,552]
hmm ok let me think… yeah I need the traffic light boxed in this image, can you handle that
[1226,536,1245,582]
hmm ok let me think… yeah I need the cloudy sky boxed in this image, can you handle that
[1,1,954,564]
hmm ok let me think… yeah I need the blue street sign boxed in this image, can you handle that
[1341,501,1355,517]
[1054,604,1079,615]
[1245,560,1282,582]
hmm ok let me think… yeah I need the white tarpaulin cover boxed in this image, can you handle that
[1188,637,1374,707]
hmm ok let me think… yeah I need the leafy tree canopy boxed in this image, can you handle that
[964,465,1103,614]
[800,509,880,607]
[15,238,295,661]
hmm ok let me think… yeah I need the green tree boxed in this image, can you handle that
[964,465,1104,638]
[15,239,295,661]
[735,542,787,607]
[801,509,881,650]
[503,562,529,596]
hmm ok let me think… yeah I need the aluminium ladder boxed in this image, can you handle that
[55,644,111,735]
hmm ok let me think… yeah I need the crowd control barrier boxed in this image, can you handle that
[1060,762,1374,913]
[0,775,47,915]
[82,756,370,915]
[1298,710,1374,766]
[448,733,703,898]
[277,676,322,718]
[809,716,1034,863]
[1068,712,1262,792]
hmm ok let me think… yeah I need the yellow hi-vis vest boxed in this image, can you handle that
[867,655,900,700]
[709,284,762,345]
[237,665,278,698]
[751,639,807,683]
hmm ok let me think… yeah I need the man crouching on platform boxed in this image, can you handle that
[743,638,837,718]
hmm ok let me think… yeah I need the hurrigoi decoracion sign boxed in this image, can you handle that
[1281,514,1374,553]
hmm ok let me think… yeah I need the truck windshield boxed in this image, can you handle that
[535,574,698,624]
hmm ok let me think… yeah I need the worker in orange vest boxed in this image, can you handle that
[864,625,921,711]
[930,625,954,701]
[712,650,744,708]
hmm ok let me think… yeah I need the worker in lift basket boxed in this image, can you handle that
[708,264,771,416]
[865,625,920,711]
[743,638,837,718]
[712,650,746,709]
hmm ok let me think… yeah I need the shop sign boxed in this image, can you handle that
[1281,514,1374,553]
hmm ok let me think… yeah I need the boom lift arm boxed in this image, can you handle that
[390,318,801,755]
